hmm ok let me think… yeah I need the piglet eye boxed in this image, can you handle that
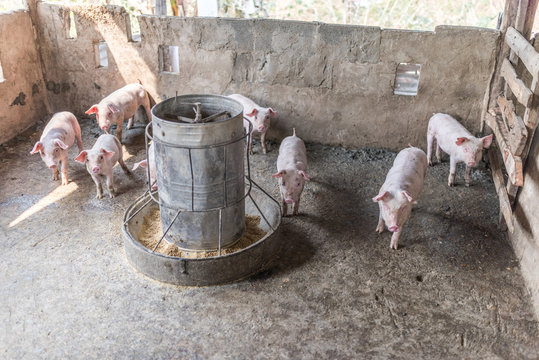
[282,181,286,186]
[99,155,103,160]
[54,148,59,153]
[297,182,300,187]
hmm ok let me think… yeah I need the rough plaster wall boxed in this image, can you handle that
[0,10,48,145]
[510,132,539,316]
[35,3,499,151]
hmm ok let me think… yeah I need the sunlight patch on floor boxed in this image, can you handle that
[9,182,79,228]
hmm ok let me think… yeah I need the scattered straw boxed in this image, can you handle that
[138,209,267,259]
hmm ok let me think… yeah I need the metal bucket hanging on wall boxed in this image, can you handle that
[151,94,245,251]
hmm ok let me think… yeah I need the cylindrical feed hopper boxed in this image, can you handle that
[151,95,245,251]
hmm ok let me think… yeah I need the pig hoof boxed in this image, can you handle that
[62,179,69,186]
[96,194,103,199]
[376,227,384,233]
[465,182,470,187]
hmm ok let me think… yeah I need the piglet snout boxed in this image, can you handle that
[101,125,109,133]
[92,166,101,174]
[258,125,266,132]
[285,198,294,204]
[388,225,400,232]
[48,164,57,169]
[467,161,477,167]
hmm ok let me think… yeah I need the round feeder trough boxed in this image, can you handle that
[122,184,282,286]
[122,94,282,285]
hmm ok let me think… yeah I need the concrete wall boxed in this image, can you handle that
[35,3,499,151]
[0,9,48,145]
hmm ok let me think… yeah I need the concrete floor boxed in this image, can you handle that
[1,117,538,359]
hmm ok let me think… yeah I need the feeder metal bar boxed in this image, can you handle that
[122,193,152,226]
[152,207,182,252]
[223,145,228,208]
[249,177,283,218]
[248,191,275,232]
[189,148,194,211]
[218,208,222,256]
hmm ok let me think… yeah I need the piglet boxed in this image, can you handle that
[373,146,427,250]
[227,94,277,154]
[272,129,311,216]
[427,113,492,187]
[75,134,130,199]
[85,83,151,143]
[30,111,83,185]
[132,142,157,190]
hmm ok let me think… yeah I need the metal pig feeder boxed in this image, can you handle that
[122,94,282,286]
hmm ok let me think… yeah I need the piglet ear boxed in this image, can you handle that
[372,191,388,202]
[455,137,468,146]
[298,170,311,180]
[272,170,284,178]
[54,139,69,150]
[246,108,258,117]
[101,148,115,159]
[402,190,417,204]
[75,151,87,163]
[268,108,278,117]
[132,160,147,171]
[481,134,493,149]
[108,103,120,114]
[30,142,43,154]
[85,105,98,115]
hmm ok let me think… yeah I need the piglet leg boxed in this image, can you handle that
[293,198,300,216]
[105,175,116,198]
[91,174,103,199]
[51,166,59,181]
[60,159,69,185]
[448,156,457,187]
[115,125,123,144]
[282,200,288,217]
[465,166,472,187]
[427,133,434,166]
[390,230,402,250]
[261,131,268,154]
[376,205,385,233]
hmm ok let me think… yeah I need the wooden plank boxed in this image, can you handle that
[507,182,519,204]
[500,59,534,106]
[510,0,531,64]
[505,27,539,82]
[503,148,524,186]
[488,146,514,233]
[480,0,522,133]
[485,113,524,186]
[496,95,528,155]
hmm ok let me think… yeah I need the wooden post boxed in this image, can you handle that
[488,146,515,233]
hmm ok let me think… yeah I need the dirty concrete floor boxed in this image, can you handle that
[1,118,538,359]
